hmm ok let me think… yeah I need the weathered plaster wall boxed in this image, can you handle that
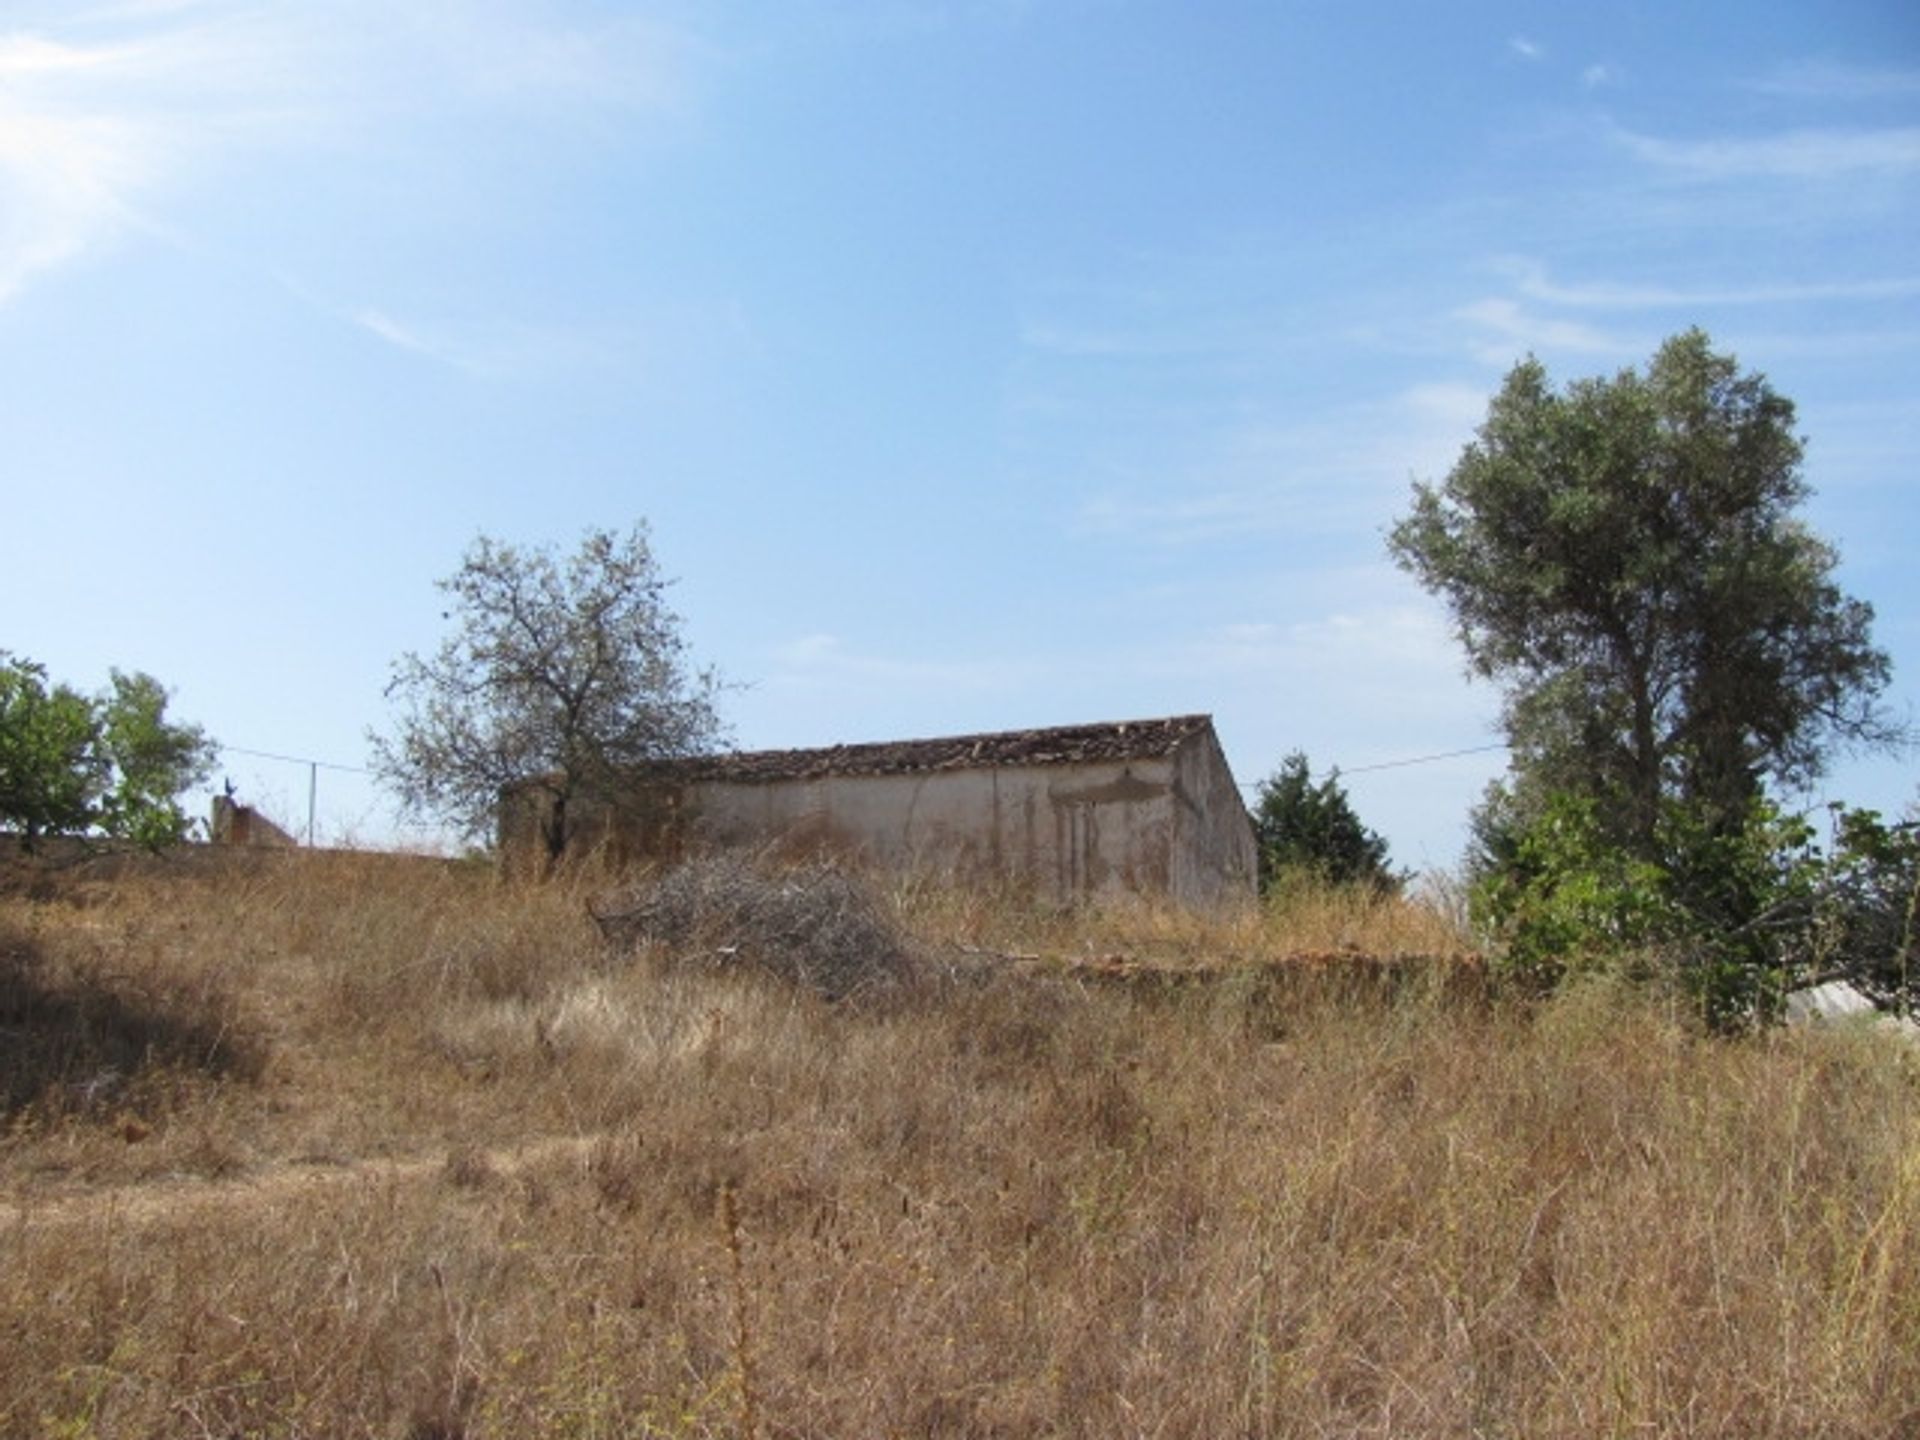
[495,718,1259,907]
[1169,731,1258,906]
[683,756,1180,903]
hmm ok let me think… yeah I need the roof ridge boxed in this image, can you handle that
[661,714,1214,783]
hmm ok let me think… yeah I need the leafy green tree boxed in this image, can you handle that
[0,656,97,845]
[1389,330,1896,856]
[1250,751,1399,893]
[372,524,724,866]
[0,654,215,851]
[97,671,222,849]
[1393,332,1911,1019]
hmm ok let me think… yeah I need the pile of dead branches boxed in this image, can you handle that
[591,853,924,1004]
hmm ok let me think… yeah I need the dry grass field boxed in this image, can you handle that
[2,851,1917,1438]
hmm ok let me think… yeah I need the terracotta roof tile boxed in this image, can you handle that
[661,714,1214,784]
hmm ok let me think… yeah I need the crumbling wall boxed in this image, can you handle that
[210,797,297,849]
[496,779,692,878]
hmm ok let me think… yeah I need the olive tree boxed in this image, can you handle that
[1390,332,1908,1017]
[371,524,724,866]
[1389,330,1896,856]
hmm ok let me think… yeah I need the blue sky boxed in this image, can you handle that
[3,1,1916,870]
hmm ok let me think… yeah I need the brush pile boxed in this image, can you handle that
[592,853,924,1003]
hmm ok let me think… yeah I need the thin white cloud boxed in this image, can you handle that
[1402,381,1489,425]
[1747,60,1920,102]
[1182,605,1460,682]
[1698,327,1920,362]
[776,632,841,666]
[1452,297,1623,363]
[1616,124,1920,180]
[348,301,616,379]
[1581,63,1613,89]
[353,307,434,356]
[1508,36,1544,62]
[0,5,710,307]
[1075,382,1489,546]
[1145,600,1501,827]
[1498,257,1920,310]
[0,34,134,75]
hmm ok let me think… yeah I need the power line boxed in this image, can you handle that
[216,744,376,848]
[220,744,371,776]
[1237,741,1508,790]
[1332,743,1508,777]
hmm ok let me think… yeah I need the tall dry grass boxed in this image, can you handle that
[1,851,1916,1437]
[891,864,1469,966]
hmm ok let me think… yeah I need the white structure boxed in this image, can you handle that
[502,714,1257,907]
[1784,979,1920,1044]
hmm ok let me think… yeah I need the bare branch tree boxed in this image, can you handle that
[371,524,724,865]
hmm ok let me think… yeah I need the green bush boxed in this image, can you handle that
[1474,792,1917,1028]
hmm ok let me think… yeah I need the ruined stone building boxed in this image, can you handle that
[501,714,1257,907]
[210,795,297,848]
